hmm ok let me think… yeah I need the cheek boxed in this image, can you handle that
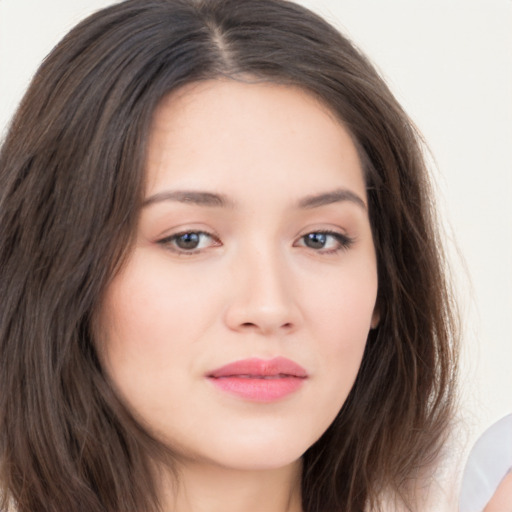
[302,260,377,391]
[100,250,216,355]
[97,251,218,399]
[304,260,378,345]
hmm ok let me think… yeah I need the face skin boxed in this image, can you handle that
[99,79,379,510]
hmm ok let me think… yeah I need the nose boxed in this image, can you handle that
[223,245,301,336]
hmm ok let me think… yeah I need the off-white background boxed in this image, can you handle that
[1,0,511,474]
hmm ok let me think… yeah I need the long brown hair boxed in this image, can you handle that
[0,1,458,511]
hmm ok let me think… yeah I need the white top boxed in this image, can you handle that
[459,414,512,512]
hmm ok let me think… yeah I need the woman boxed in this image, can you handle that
[0,0,458,511]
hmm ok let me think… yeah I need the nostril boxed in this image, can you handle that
[239,321,293,332]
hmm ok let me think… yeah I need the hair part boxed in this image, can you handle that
[0,1,458,511]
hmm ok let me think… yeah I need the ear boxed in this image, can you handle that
[370,304,380,329]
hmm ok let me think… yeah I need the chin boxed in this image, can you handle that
[210,450,303,472]
[172,433,311,473]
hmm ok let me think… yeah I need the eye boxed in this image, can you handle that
[296,231,354,253]
[157,231,220,254]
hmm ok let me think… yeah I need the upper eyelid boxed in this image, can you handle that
[157,228,347,238]
[165,230,215,239]
[297,228,348,237]
[157,228,218,242]
[295,231,354,246]
[156,228,351,241]
[295,228,353,242]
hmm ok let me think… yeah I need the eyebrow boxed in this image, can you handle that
[142,187,366,210]
[142,190,234,208]
[298,189,367,210]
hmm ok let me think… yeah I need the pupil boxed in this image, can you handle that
[305,233,326,249]
[177,233,200,249]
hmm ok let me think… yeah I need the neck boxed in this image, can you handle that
[159,459,303,512]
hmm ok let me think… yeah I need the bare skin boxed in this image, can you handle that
[484,472,512,512]
[159,462,303,512]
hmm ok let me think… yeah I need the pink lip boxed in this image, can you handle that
[207,357,307,402]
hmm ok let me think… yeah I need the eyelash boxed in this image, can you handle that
[295,229,354,254]
[157,229,354,255]
[157,231,221,255]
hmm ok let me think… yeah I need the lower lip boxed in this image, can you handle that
[208,376,305,402]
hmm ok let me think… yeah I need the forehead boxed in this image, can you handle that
[145,79,366,202]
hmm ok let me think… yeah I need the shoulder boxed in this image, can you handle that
[459,414,512,512]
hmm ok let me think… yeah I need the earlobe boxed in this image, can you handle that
[370,306,380,329]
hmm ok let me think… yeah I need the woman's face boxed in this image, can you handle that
[99,80,379,471]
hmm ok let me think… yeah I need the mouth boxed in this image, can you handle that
[207,357,307,402]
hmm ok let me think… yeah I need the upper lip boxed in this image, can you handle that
[207,357,308,378]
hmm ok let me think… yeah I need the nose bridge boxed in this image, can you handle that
[225,236,298,334]
[247,242,289,303]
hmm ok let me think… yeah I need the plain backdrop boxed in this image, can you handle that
[1,0,511,477]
